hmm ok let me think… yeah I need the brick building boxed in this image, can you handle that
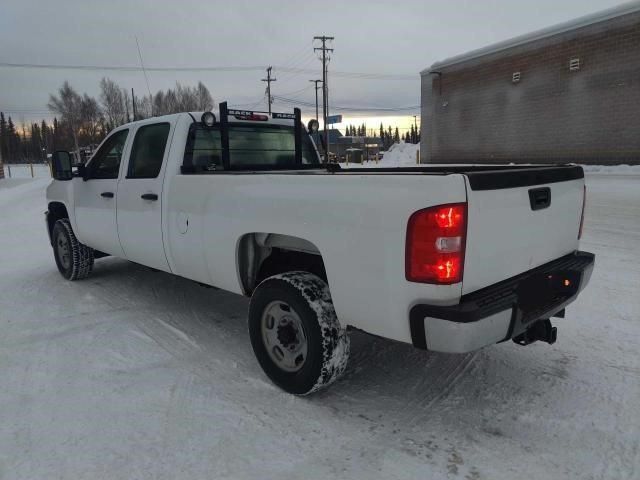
[420,2,640,164]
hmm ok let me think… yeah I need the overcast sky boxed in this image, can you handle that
[0,0,629,130]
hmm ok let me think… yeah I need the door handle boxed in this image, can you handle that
[141,193,158,201]
[100,192,114,198]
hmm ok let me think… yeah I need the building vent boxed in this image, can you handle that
[569,58,581,72]
[512,72,521,83]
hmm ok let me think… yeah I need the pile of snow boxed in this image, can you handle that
[380,142,421,167]
[342,142,420,168]
[580,164,640,175]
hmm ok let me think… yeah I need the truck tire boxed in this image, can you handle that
[52,219,94,281]
[248,271,350,395]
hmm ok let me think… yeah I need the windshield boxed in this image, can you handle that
[184,123,319,171]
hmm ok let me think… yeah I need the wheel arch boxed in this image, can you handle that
[236,233,327,296]
[46,201,70,245]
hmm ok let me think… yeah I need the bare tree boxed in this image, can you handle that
[152,82,214,115]
[80,94,102,144]
[99,78,127,128]
[48,81,82,157]
[135,94,153,120]
[196,82,214,111]
[175,83,198,112]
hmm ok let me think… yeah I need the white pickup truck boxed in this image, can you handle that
[46,104,594,395]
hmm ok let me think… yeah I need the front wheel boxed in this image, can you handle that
[52,219,94,280]
[248,271,350,395]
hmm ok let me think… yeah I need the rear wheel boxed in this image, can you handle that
[248,271,350,395]
[52,219,94,280]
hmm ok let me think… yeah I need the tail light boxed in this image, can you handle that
[406,203,467,284]
[578,185,586,240]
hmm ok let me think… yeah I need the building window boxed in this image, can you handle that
[512,71,521,83]
[569,58,581,72]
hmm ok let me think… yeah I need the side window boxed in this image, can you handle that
[184,127,222,172]
[88,129,129,179]
[127,123,171,178]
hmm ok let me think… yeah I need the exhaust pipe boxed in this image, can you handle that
[513,319,557,346]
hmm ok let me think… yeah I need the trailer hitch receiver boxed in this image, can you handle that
[513,319,557,346]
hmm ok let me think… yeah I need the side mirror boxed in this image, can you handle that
[76,163,88,181]
[51,150,73,181]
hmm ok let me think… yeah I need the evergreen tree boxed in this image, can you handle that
[379,123,384,142]
[41,120,50,154]
[0,112,7,162]
[394,127,400,144]
[6,117,19,162]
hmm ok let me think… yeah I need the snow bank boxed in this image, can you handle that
[580,164,640,175]
[342,142,420,168]
[380,142,421,166]
[343,147,640,174]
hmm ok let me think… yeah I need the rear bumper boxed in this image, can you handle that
[409,251,595,353]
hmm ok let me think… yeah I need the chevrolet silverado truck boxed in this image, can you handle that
[46,103,594,395]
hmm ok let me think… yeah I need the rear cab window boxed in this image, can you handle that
[183,123,319,172]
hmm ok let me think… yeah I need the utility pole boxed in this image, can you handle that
[314,36,334,160]
[132,88,137,121]
[309,79,322,121]
[261,66,277,114]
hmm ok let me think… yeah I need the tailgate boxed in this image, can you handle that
[462,166,585,295]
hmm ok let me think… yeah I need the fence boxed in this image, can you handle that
[3,163,52,179]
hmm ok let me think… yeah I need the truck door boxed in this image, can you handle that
[74,128,130,257]
[116,121,173,272]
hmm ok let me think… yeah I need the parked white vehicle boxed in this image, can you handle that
[46,104,594,394]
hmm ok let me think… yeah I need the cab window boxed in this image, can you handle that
[127,123,171,178]
[88,129,129,179]
[183,124,318,172]
[184,126,223,172]
[229,124,318,167]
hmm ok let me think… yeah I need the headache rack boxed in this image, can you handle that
[182,101,326,174]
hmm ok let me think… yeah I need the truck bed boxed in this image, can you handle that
[189,163,584,190]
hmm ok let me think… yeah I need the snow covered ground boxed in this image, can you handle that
[1,174,639,479]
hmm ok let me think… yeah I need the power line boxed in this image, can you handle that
[0,62,416,80]
[272,95,419,112]
[0,62,265,72]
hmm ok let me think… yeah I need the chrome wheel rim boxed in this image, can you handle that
[261,301,308,372]
[56,234,71,270]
